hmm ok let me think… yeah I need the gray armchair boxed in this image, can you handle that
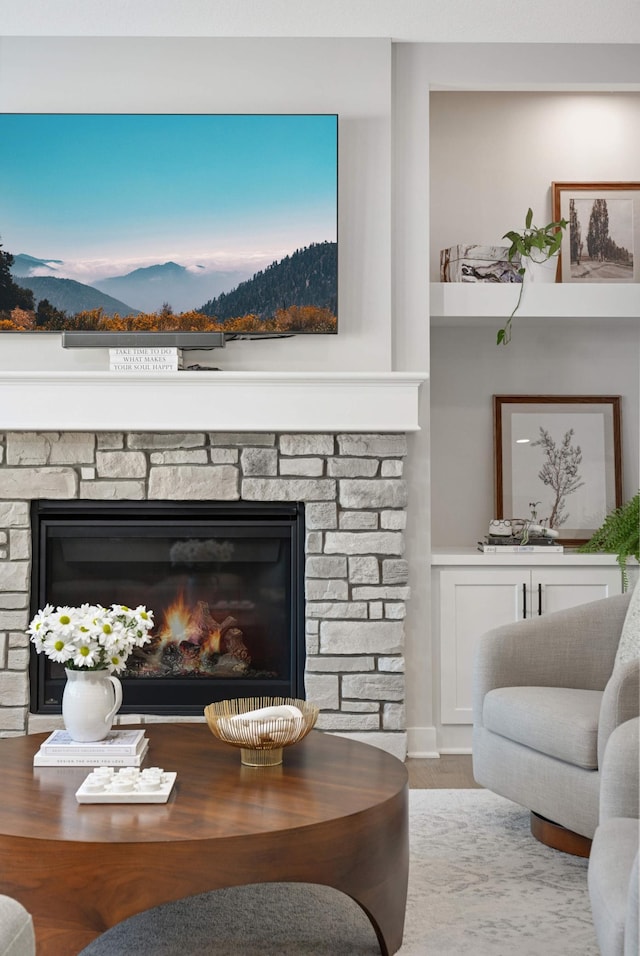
[0,896,35,956]
[588,717,639,956]
[472,590,639,848]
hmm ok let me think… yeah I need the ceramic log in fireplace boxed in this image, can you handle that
[29,500,305,716]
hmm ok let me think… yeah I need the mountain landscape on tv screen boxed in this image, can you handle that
[199,243,337,327]
[94,261,251,315]
[0,241,337,334]
[10,273,140,318]
[0,113,338,336]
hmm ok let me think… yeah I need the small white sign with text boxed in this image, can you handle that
[109,347,180,372]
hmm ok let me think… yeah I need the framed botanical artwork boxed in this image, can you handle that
[494,395,622,545]
[552,181,640,283]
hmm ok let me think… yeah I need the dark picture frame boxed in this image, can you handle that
[552,181,640,283]
[494,395,622,545]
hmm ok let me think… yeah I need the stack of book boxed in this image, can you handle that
[478,535,564,554]
[33,728,149,767]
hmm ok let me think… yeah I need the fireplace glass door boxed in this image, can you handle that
[30,501,305,715]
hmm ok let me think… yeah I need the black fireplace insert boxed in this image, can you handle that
[29,500,306,716]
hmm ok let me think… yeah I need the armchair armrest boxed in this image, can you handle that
[473,592,631,727]
[598,660,640,768]
[0,894,35,956]
[599,717,640,822]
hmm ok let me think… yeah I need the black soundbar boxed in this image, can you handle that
[61,332,226,349]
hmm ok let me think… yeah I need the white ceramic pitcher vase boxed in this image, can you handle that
[62,668,123,742]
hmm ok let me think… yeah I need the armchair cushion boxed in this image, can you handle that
[483,686,602,769]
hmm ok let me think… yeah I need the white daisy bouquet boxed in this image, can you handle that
[28,603,154,673]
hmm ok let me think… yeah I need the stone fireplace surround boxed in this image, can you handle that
[0,369,426,759]
[0,426,413,759]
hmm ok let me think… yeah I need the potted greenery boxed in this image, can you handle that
[497,207,568,346]
[578,492,640,590]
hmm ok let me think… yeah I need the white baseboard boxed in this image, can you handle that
[406,724,475,757]
[406,725,440,758]
[437,723,473,753]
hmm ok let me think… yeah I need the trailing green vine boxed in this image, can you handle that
[578,492,640,590]
[497,207,567,346]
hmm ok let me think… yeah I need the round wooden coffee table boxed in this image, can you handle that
[0,724,408,956]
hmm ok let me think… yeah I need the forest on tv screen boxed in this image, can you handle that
[0,240,337,334]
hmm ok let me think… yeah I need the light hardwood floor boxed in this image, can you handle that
[406,754,483,789]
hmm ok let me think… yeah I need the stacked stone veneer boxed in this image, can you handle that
[0,431,409,758]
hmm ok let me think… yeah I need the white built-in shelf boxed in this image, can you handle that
[430,282,640,326]
[431,547,634,568]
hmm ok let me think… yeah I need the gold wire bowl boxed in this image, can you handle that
[204,696,319,767]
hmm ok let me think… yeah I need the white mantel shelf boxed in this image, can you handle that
[0,371,428,433]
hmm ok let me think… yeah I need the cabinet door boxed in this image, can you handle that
[439,569,526,724]
[532,567,623,616]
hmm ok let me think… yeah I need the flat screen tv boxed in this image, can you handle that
[0,113,338,346]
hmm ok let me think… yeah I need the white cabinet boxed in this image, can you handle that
[432,552,624,726]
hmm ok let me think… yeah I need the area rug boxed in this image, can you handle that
[80,789,598,956]
[399,789,597,956]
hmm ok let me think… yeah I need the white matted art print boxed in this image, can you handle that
[494,396,622,545]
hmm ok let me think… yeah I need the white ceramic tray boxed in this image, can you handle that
[75,767,177,804]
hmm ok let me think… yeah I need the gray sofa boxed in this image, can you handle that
[588,717,639,956]
[0,896,35,956]
[472,591,639,842]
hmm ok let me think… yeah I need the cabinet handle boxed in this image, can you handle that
[522,583,527,619]
[538,582,543,616]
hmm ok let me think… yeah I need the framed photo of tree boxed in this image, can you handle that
[494,395,622,545]
[552,182,640,283]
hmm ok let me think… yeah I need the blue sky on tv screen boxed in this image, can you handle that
[0,113,337,286]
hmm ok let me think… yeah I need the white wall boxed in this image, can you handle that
[429,91,640,548]
[391,45,433,755]
[0,37,392,373]
[430,324,640,547]
[429,91,640,279]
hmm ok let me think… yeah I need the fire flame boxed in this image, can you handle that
[131,593,250,677]
[160,594,193,646]
[158,594,221,654]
